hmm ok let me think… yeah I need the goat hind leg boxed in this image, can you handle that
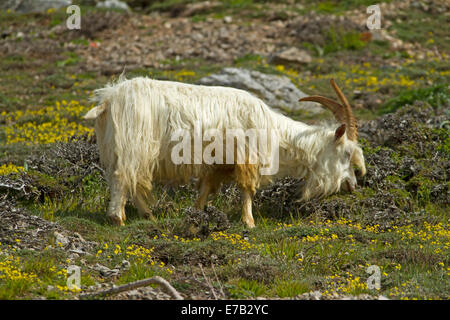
[108,176,127,226]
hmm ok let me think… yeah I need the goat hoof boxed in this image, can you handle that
[109,215,125,226]
[139,210,156,221]
[244,220,255,228]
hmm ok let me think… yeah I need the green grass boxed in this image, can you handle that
[273,279,310,297]
[227,279,268,298]
[0,0,449,300]
[8,166,445,299]
[299,0,391,14]
[1,169,448,299]
[381,84,450,114]
[391,7,450,53]
[323,28,367,54]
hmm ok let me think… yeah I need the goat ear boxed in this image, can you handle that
[335,124,346,142]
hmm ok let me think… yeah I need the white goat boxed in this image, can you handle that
[84,76,366,228]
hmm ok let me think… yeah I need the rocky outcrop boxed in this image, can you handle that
[198,68,322,113]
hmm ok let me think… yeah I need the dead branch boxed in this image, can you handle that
[210,263,225,299]
[199,263,220,300]
[79,276,183,300]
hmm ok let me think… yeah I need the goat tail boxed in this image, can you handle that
[83,103,107,120]
[84,74,128,120]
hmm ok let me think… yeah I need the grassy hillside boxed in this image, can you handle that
[0,0,448,300]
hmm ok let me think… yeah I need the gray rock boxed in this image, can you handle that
[96,0,130,11]
[369,29,404,50]
[270,47,312,66]
[54,231,70,248]
[73,232,86,243]
[93,263,120,278]
[198,68,322,114]
[180,1,221,17]
[1,0,72,13]
[113,259,130,271]
[223,16,233,24]
[126,289,141,299]
[309,290,323,300]
[69,249,87,255]
[121,260,131,270]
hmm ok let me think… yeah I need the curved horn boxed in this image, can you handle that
[299,96,346,124]
[329,79,358,141]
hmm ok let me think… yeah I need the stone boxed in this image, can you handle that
[126,289,141,299]
[198,68,322,113]
[223,16,233,24]
[270,47,312,66]
[69,249,88,255]
[96,0,130,11]
[54,231,70,248]
[310,290,322,300]
[180,1,221,17]
[121,260,131,270]
[93,263,120,277]
[370,29,404,50]
[73,232,86,242]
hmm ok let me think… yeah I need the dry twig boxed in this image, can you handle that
[80,276,183,300]
[199,263,225,300]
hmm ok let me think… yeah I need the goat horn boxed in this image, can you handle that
[299,96,346,124]
[329,79,358,141]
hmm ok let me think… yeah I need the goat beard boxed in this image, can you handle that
[300,172,342,201]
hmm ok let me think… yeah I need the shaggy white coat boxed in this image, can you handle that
[84,76,365,226]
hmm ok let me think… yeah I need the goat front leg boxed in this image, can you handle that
[108,175,127,226]
[241,189,255,228]
[235,164,258,228]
